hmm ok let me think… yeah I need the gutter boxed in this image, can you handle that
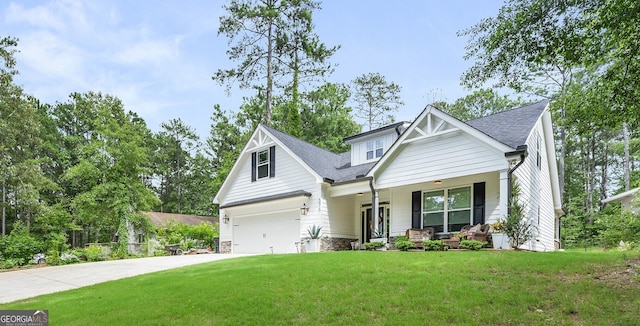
[505,145,528,215]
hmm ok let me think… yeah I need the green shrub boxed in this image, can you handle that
[364,241,385,250]
[85,245,105,262]
[423,240,447,251]
[1,258,23,269]
[180,239,199,251]
[395,235,416,251]
[69,248,87,261]
[0,222,45,267]
[46,249,61,266]
[60,252,80,264]
[459,240,487,250]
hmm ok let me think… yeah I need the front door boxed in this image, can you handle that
[361,205,388,243]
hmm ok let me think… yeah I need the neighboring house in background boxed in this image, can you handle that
[213,100,564,253]
[601,188,640,214]
[142,211,217,229]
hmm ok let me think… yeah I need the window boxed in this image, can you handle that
[257,149,269,179]
[366,139,384,160]
[422,186,471,233]
[251,146,275,182]
[536,134,542,169]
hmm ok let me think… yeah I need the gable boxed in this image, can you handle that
[368,105,513,181]
[213,126,320,206]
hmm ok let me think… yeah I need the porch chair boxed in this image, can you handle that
[459,224,490,243]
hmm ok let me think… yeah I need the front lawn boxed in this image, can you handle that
[1,250,639,325]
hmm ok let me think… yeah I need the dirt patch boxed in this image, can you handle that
[594,256,640,289]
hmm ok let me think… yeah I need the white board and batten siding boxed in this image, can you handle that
[513,117,556,251]
[349,131,399,167]
[375,131,509,189]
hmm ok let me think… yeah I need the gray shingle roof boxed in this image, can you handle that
[465,100,549,149]
[263,99,548,184]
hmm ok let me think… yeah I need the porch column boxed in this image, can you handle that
[499,169,509,220]
[372,191,380,235]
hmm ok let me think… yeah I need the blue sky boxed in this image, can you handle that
[1,0,505,141]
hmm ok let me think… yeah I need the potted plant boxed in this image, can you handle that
[369,229,387,249]
[304,225,322,253]
[490,220,510,250]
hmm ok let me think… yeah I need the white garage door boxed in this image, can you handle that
[233,210,300,254]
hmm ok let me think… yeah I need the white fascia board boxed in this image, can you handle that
[367,105,513,178]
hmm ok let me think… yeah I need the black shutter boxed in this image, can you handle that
[251,152,257,182]
[269,146,276,178]
[473,182,485,225]
[411,191,421,229]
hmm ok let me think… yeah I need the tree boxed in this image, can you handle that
[0,37,52,236]
[62,92,158,252]
[215,0,336,126]
[154,119,199,214]
[351,73,403,131]
[274,0,339,136]
[435,89,527,121]
[300,82,360,153]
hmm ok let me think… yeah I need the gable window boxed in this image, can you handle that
[422,186,471,233]
[257,149,269,179]
[366,139,384,160]
[251,146,275,182]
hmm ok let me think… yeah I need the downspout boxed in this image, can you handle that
[368,177,378,238]
[506,145,528,215]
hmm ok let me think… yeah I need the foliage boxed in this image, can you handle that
[60,252,80,265]
[503,180,533,249]
[394,237,415,251]
[0,222,45,267]
[215,0,337,125]
[156,219,219,249]
[351,72,403,130]
[299,83,361,153]
[595,207,640,248]
[371,229,385,238]
[490,220,504,232]
[363,241,384,250]
[306,225,322,239]
[423,240,447,251]
[435,89,528,121]
[84,245,105,262]
[459,240,487,251]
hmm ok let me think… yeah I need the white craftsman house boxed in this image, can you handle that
[213,100,564,253]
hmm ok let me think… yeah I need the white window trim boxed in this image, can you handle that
[422,185,473,233]
[366,139,384,161]
[256,148,269,180]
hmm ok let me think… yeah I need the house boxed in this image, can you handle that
[142,211,217,228]
[213,100,564,253]
[601,188,640,214]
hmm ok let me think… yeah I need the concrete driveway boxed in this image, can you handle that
[0,254,252,304]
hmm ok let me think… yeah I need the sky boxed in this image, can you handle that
[1,0,506,141]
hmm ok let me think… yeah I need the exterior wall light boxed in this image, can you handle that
[300,203,309,216]
[434,180,442,185]
[222,214,230,224]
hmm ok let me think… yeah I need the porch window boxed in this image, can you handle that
[422,186,471,233]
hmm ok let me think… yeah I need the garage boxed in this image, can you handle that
[232,210,301,254]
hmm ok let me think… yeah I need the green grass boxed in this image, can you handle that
[2,250,639,325]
